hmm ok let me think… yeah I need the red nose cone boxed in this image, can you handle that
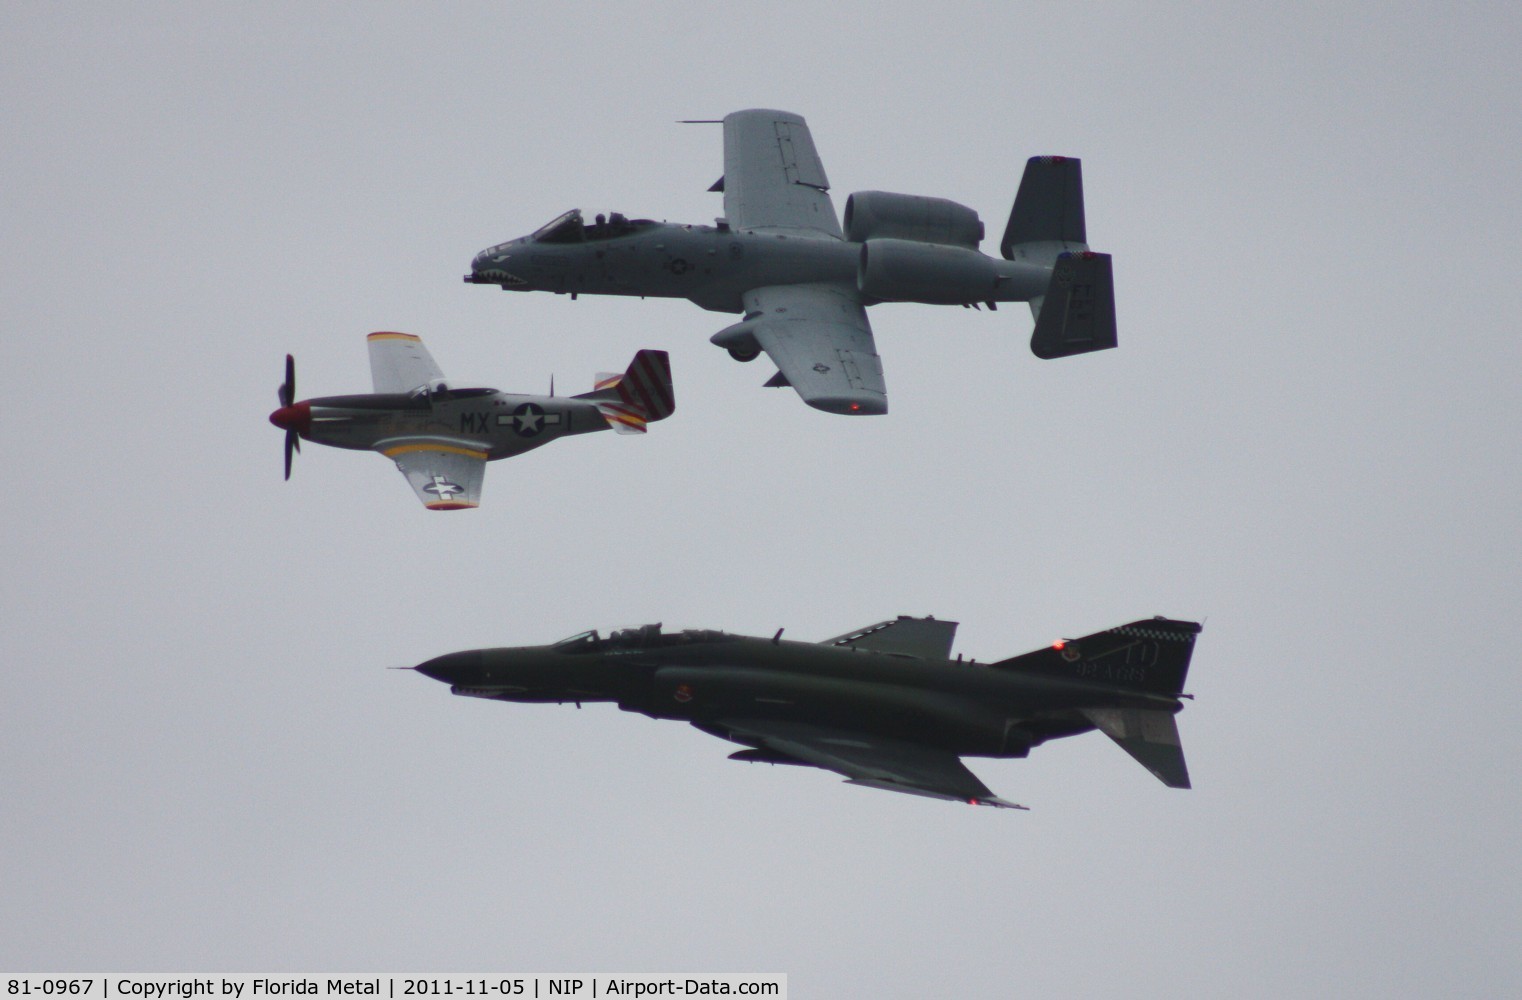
[269,401,311,433]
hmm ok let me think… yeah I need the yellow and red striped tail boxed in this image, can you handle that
[596,401,650,433]
[592,349,673,434]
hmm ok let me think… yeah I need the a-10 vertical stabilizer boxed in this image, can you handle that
[1002,156,1117,359]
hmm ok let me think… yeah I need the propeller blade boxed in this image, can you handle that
[276,354,302,480]
[279,354,295,407]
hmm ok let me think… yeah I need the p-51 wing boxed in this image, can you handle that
[377,440,487,510]
[368,331,445,393]
[368,334,486,508]
[719,718,1026,809]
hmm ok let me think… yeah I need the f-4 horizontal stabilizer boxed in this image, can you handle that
[1030,251,1117,359]
[1079,707,1191,788]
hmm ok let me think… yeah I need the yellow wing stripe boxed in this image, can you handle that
[367,331,422,343]
[381,443,489,460]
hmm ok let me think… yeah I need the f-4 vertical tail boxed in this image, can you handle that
[1001,157,1117,359]
[994,618,1201,788]
[993,617,1201,696]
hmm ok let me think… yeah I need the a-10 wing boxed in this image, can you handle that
[741,285,887,415]
[718,718,1026,809]
[721,108,843,239]
[718,111,887,414]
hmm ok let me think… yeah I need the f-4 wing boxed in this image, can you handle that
[377,440,487,510]
[719,718,1026,809]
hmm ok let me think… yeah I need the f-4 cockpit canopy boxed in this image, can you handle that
[552,629,602,653]
[607,623,665,648]
[550,624,734,654]
[532,209,655,244]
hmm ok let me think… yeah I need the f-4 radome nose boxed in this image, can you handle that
[268,401,311,433]
[414,650,485,684]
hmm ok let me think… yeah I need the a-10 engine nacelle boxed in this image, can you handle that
[857,238,1047,305]
[843,191,984,249]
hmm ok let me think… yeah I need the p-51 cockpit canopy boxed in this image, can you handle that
[531,209,656,244]
[407,382,495,402]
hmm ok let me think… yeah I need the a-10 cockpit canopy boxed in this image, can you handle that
[551,624,733,654]
[531,209,655,244]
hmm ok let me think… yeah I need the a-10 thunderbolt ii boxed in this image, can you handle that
[269,332,673,509]
[464,108,1116,415]
[413,615,1200,808]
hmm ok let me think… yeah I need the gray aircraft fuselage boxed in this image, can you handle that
[464,213,1051,316]
[276,388,608,460]
[415,625,1181,761]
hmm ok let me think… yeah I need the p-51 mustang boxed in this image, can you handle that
[269,333,673,510]
[465,108,1116,415]
[413,615,1201,808]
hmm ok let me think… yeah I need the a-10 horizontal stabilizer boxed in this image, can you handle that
[1079,707,1191,789]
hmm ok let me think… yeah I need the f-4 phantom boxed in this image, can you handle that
[465,109,1116,415]
[269,333,673,509]
[413,615,1200,808]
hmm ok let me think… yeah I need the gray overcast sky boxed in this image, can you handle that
[5,3,1520,996]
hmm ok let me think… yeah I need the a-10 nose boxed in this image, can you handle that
[465,246,500,283]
